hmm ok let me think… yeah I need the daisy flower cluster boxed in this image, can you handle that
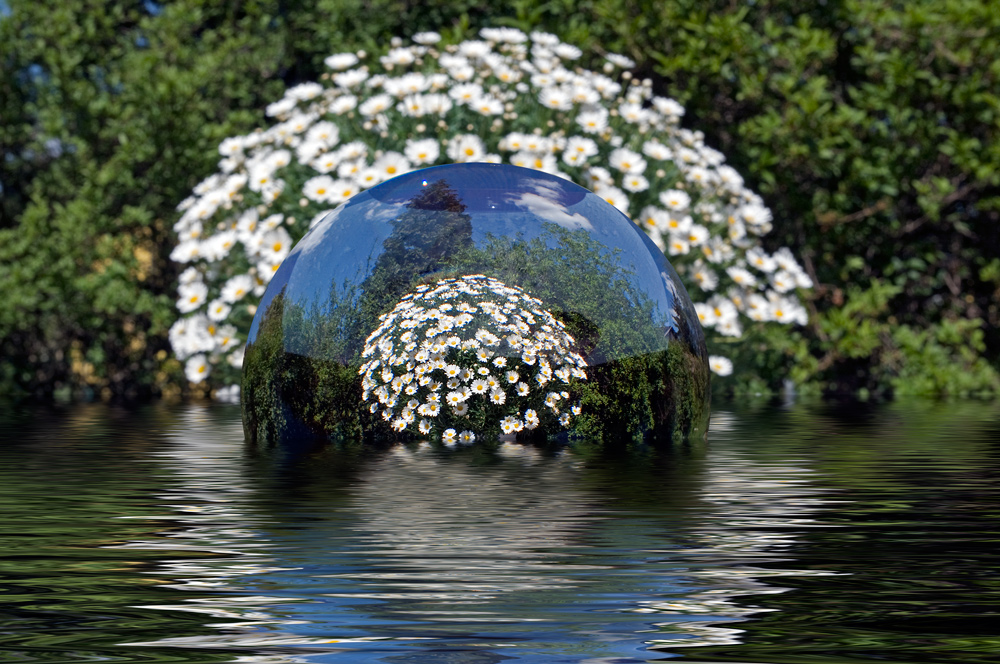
[169,26,812,387]
[359,275,587,442]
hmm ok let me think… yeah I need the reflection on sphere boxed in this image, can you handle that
[242,164,709,446]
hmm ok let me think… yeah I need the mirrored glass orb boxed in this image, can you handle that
[242,164,709,447]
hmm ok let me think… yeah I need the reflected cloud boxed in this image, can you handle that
[506,184,595,232]
[292,205,343,255]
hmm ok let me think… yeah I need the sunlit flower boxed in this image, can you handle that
[622,173,649,193]
[609,147,646,174]
[325,52,359,70]
[659,189,690,211]
[447,134,486,162]
[692,264,718,291]
[185,354,210,383]
[177,282,208,314]
[709,356,733,376]
[405,138,440,165]
[207,299,231,322]
[605,53,635,69]
[596,185,629,214]
[668,237,690,256]
[726,266,757,288]
[576,108,608,134]
[412,31,441,45]
[746,248,777,273]
[374,151,410,179]
[303,175,337,202]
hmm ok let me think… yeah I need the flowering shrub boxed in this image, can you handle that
[359,274,587,442]
[169,26,812,391]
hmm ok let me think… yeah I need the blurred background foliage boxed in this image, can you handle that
[1,0,997,401]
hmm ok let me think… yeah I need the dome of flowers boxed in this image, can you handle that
[360,274,588,441]
[169,26,811,398]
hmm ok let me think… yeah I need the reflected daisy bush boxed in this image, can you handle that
[359,275,587,442]
[169,27,811,390]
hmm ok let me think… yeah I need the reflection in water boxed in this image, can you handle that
[4,400,997,663]
[109,409,316,657]
[109,405,838,662]
[644,447,843,651]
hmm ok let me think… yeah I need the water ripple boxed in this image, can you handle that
[2,400,999,662]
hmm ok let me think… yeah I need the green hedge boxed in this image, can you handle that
[2,0,998,400]
[563,0,1000,396]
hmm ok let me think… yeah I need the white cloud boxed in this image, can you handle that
[509,187,593,231]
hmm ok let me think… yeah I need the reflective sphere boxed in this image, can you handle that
[242,163,709,446]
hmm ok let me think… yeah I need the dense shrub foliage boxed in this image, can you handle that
[569,0,1000,397]
[2,0,998,400]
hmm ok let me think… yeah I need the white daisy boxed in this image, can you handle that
[446,134,486,163]
[185,354,210,383]
[709,356,734,376]
[177,282,208,314]
[207,299,231,322]
[324,53,359,70]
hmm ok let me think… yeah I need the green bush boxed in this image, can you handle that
[562,0,1000,395]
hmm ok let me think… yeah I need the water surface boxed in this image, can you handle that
[1,399,998,663]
